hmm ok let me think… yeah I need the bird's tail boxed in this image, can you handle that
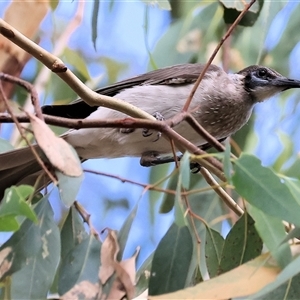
[0,145,47,200]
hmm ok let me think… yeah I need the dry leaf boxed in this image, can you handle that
[61,280,99,300]
[28,113,82,177]
[106,247,140,300]
[0,247,12,279]
[149,253,281,299]
[120,246,140,284]
[99,229,120,284]
[99,234,139,300]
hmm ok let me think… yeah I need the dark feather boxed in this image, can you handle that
[42,63,219,119]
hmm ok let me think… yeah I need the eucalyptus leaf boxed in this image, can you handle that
[205,227,224,278]
[149,223,193,295]
[60,206,88,260]
[248,205,292,268]
[10,199,60,299]
[218,213,262,274]
[232,154,300,226]
[58,235,101,295]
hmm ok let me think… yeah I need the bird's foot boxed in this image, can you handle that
[142,112,164,142]
[189,162,201,173]
[141,151,179,167]
[140,151,201,173]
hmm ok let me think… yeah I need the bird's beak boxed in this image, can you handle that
[272,77,300,90]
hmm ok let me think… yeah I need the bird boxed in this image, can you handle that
[1,63,300,198]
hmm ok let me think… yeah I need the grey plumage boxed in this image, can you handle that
[1,63,300,198]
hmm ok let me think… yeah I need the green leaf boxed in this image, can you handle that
[63,48,91,81]
[0,138,14,154]
[174,175,186,227]
[223,139,232,182]
[248,205,292,268]
[253,254,300,298]
[58,235,101,295]
[49,0,59,10]
[56,170,84,207]
[205,227,224,278]
[180,152,191,189]
[149,223,193,295]
[0,216,19,231]
[218,213,262,274]
[149,163,171,221]
[280,226,300,245]
[222,0,264,27]
[150,2,221,68]
[159,172,177,213]
[0,186,38,228]
[10,199,60,299]
[135,252,154,297]
[141,0,171,10]
[92,0,100,50]
[232,154,300,226]
[220,0,261,13]
[117,202,138,261]
[60,206,88,260]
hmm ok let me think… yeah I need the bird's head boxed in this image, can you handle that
[237,65,300,102]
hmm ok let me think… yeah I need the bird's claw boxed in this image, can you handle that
[190,162,201,173]
[142,112,164,142]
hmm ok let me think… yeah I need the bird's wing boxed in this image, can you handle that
[42,63,220,119]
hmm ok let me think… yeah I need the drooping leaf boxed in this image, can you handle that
[117,203,138,261]
[174,174,186,227]
[49,0,59,10]
[29,113,83,178]
[63,48,91,80]
[159,172,178,213]
[58,235,101,295]
[205,227,225,278]
[92,0,100,50]
[149,163,171,222]
[10,199,60,299]
[0,198,47,280]
[248,205,292,268]
[60,206,88,260]
[149,223,193,295]
[135,252,154,297]
[222,0,264,27]
[56,170,84,207]
[223,139,232,182]
[232,154,300,226]
[180,152,191,189]
[141,0,171,10]
[0,185,37,231]
[218,213,262,274]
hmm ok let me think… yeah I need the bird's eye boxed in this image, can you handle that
[257,68,267,78]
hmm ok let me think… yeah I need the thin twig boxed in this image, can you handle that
[200,167,243,216]
[84,169,176,195]
[0,73,43,120]
[182,0,257,112]
[0,112,226,180]
[0,83,57,185]
[185,113,226,152]
[10,1,85,145]
[74,201,99,239]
